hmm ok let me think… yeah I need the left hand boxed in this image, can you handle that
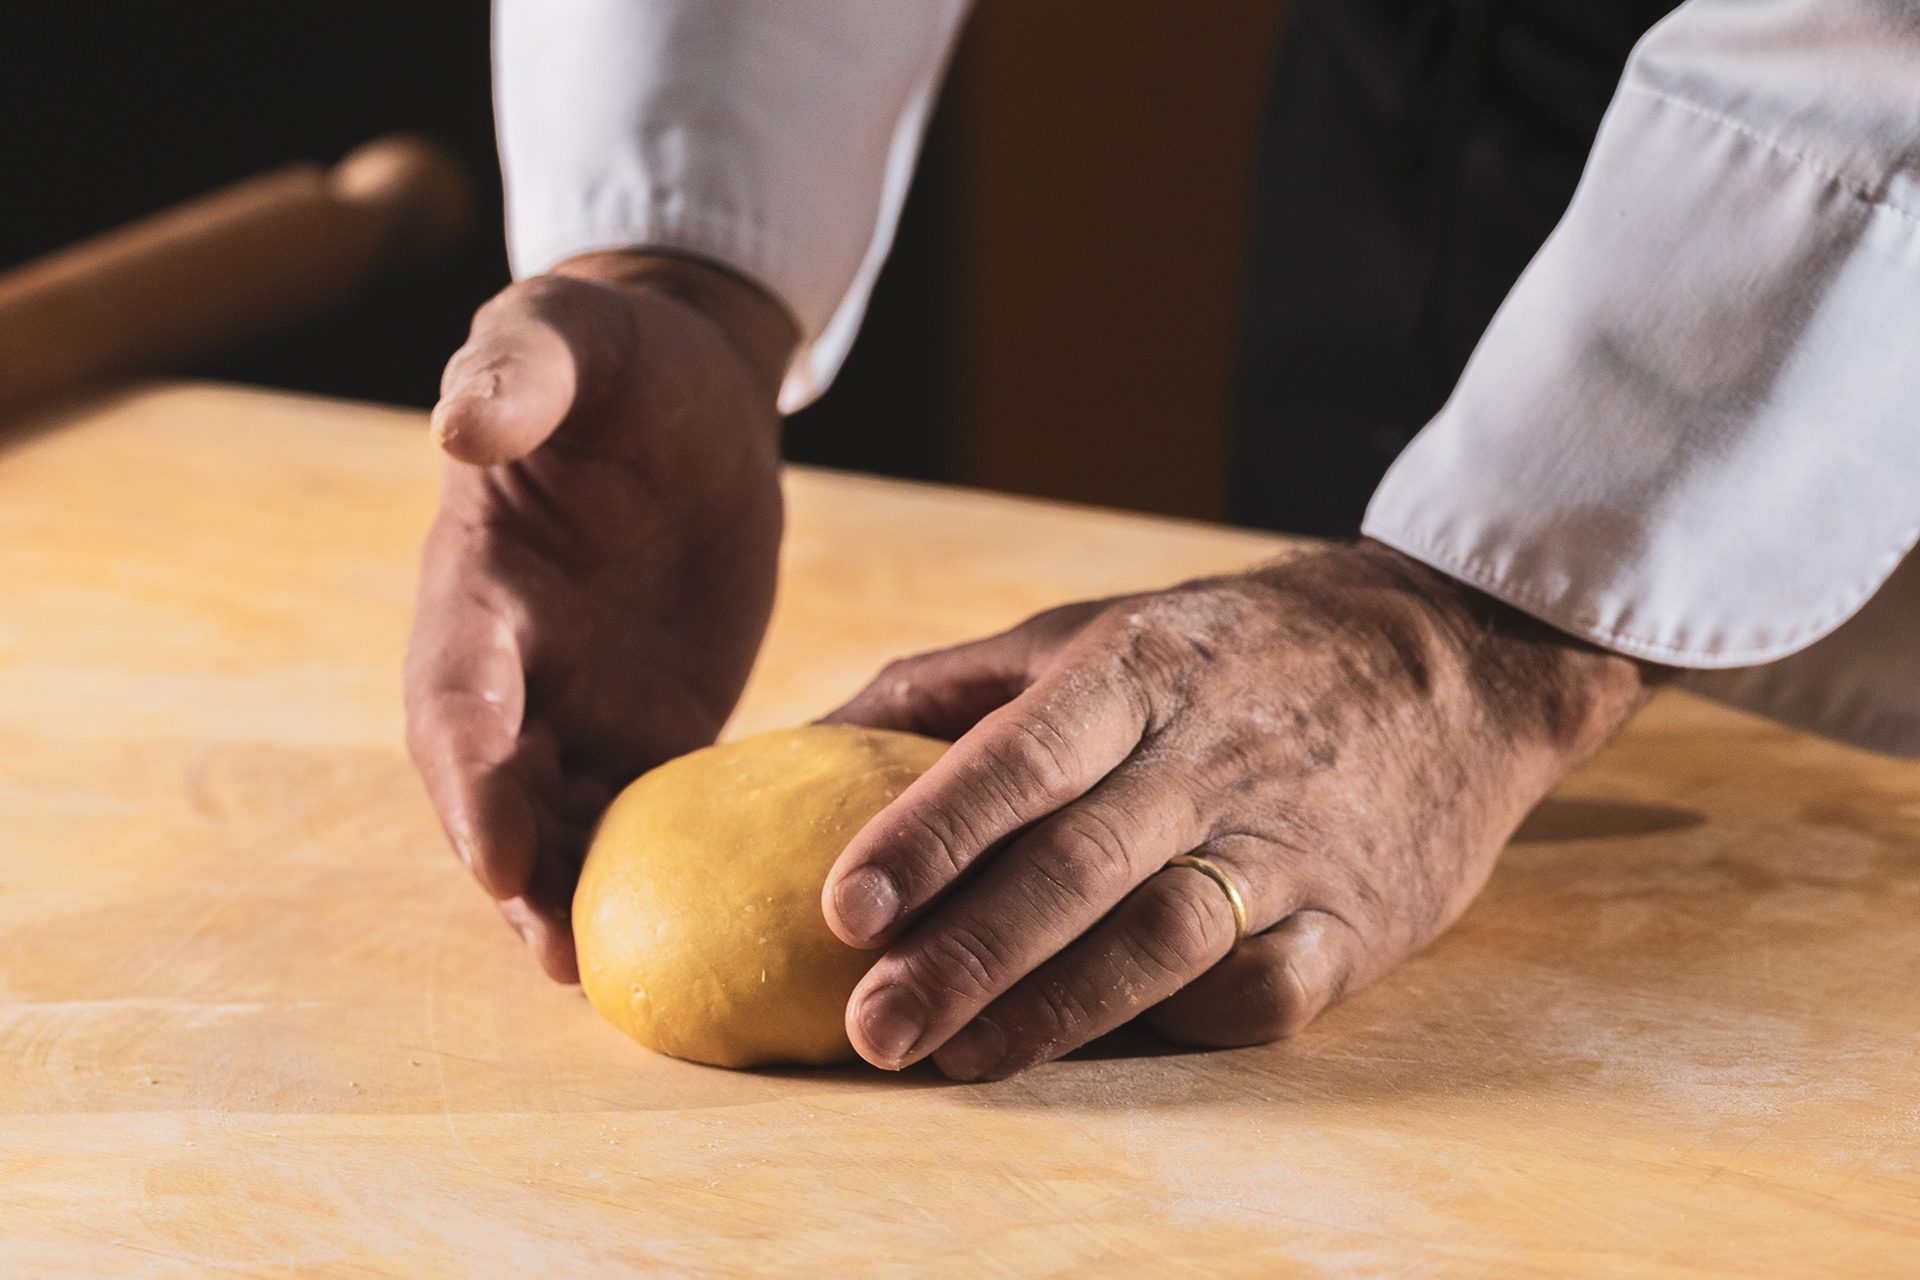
[819,541,1656,1079]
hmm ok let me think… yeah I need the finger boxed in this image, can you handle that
[497,847,581,984]
[844,762,1205,1069]
[821,601,1109,739]
[492,749,593,983]
[928,851,1258,1081]
[1145,909,1366,1048]
[821,626,1152,950]
[404,573,539,900]
[430,280,581,466]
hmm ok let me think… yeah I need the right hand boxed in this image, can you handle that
[404,251,798,981]
[814,545,1655,1078]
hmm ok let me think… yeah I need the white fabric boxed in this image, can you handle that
[496,0,1920,757]
[1681,546,1920,758]
[1361,0,1920,736]
[493,0,969,412]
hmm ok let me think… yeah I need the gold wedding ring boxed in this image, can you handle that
[1165,854,1249,950]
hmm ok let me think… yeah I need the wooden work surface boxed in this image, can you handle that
[2,383,1917,1276]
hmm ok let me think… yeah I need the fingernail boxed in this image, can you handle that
[934,1016,1006,1082]
[855,984,927,1068]
[429,392,487,448]
[832,866,900,944]
[430,361,504,439]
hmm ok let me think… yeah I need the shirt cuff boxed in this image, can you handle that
[494,0,968,413]
[1362,5,1920,669]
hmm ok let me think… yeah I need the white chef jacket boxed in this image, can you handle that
[495,0,1920,759]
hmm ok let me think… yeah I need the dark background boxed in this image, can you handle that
[0,2,952,481]
[3,3,1645,536]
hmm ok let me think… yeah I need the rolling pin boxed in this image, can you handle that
[0,134,472,415]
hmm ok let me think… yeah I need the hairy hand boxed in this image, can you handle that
[405,252,796,981]
[821,542,1657,1078]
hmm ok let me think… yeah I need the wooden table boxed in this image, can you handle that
[3,383,1917,1277]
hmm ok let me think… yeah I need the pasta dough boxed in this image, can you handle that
[573,725,947,1068]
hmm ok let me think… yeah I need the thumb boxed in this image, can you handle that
[820,631,1041,741]
[430,283,581,466]
[820,599,1111,739]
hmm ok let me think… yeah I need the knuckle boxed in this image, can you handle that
[859,655,938,719]
[902,922,1012,1003]
[1028,807,1138,908]
[402,690,477,767]
[1098,592,1233,717]
[1131,877,1228,977]
[1240,951,1327,1043]
[507,272,577,313]
[993,712,1083,800]
[475,276,567,337]
[939,715,1083,833]
[896,804,988,886]
[1042,981,1095,1043]
[1010,975,1092,1059]
[873,656,920,692]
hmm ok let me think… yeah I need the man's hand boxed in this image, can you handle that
[405,251,797,981]
[821,542,1658,1079]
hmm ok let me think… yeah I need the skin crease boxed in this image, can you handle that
[406,249,1665,1065]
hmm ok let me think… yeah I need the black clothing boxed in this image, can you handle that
[1233,0,1682,535]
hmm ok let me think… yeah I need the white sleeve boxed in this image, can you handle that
[1360,0,1920,748]
[493,0,969,413]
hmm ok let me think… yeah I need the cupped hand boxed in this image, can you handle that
[820,542,1657,1078]
[405,251,797,981]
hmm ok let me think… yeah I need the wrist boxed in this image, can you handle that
[550,249,800,408]
[1250,541,1660,786]
[1351,539,1664,773]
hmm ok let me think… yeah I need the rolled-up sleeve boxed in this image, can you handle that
[1361,0,1920,754]
[493,0,969,412]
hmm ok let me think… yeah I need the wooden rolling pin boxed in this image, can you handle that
[0,134,472,415]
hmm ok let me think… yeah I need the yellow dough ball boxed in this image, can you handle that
[573,725,948,1068]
